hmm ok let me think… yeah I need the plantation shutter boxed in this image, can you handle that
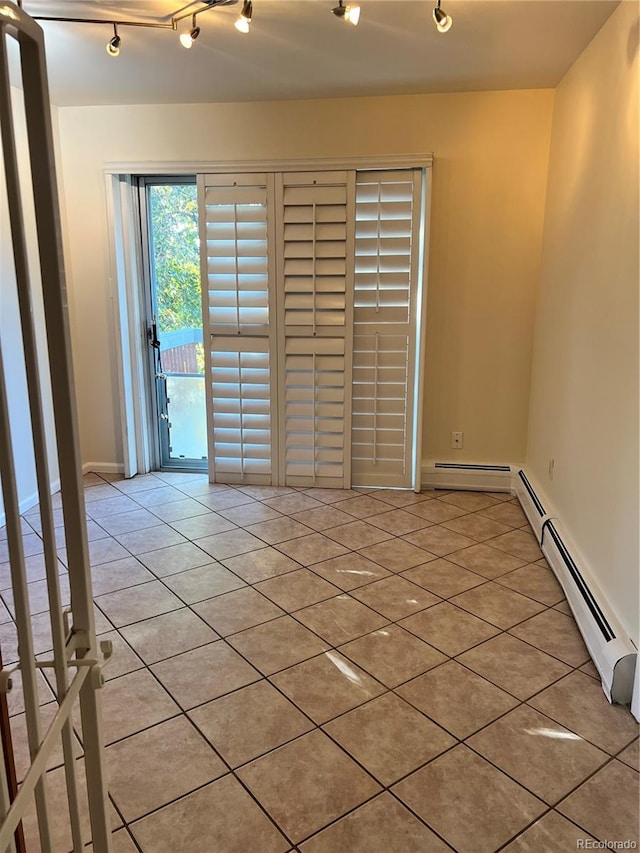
[276,172,355,487]
[201,174,278,483]
[351,169,421,488]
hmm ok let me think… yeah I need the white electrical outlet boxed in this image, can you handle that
[451,431,463,449]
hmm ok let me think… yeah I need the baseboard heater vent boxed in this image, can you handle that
[541,519,636,706]
[423,462,512,492]
[514,469,548,541]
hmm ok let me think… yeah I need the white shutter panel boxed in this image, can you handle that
[351,170,420,488]
[277,172,355,487]
[201,175,277,484]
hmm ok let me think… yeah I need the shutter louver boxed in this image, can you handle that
[203,176,276,483]
[351,170,419,488]
[278,172,354,487]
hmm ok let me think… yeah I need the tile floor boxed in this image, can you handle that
[0,473,638,852]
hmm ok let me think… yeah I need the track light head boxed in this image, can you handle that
[106,24,120,57]
[432,1,452,33]
[180,16,200,48]
[331,0,360,26]
[235,0,252,33]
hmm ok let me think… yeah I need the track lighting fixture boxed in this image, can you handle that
[235,0,252,34]
[106,23,120,57]
[432,0,452,33]
[179,15,200,48]
[331,0,360,26]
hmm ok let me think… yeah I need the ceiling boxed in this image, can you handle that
[16,0,619,106]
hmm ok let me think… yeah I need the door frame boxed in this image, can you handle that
[105,155,433,484]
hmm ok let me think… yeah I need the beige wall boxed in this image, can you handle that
[55,88,553,469]
[526,1,639,640]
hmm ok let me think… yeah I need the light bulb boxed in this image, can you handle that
[344,4,360,25]
[433,5,452,33]
[180,25,200,48]
[235,17,250,33]
[235,1,252,34]
[106,33,120,57]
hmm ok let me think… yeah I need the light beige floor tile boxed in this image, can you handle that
[7,670,55,717]
[558,760,640,842]
[129,485,185,508]
[291,506,354,532]
[97,508,164,536]
[227,615,329,675]
[554,598,573,615]
[276,533,349,566]
[151,641,261,709]
[148,498,213,523]
[246,516,313,544]
[162,563,246,604]
[255,569,339,611]
[405,500,467,523]
[87,829,139,853]
[90,556,155,596]
[496,562,565,605]
[87,537,131,566]
[98,669,180,744]
[439,492,500,511]
[332,495,391,519]
[300,792,450,853]
[478,502,529,528]
[84,483,121,503]
[397,660,518,738]
[264,493,325,514]
[222,547,300,583]
[2,573,70,616]
[447,542,526,577]
[170,513,237,540]
[442,513,512,542]
[219,502,283,526]
[95,580,183,627]
[503,811,597,852]
[120,608,218,664]
[197,490,256,511]
[237,729,381,843]
[398,601,499,656]
[308,553,392,590]
[324,693,454,785]
[509,609,590,666]
[236,485,295,499]
[529,671,639,754]
[376,491,433,508]
[402,558,485,598]
[106,716,227,821]
[489,529,543,562]
[85,494,140,519]
[403,525,476,557]
[366,509,433,535]
[0,552,65,588]
[136,541,215,576]
[458,634,571,700]
[131,775,289,853]
[324,521,393,550]
[98,630,145,681]
[358,539,435,572]
[579,658,599,679]
[339,624,446,688]
[618,738,639,770]
[115,526,188,555]
[111,473,164,495]
[271,651,385,723]
[300,487,364,503]
[196,529,266,560]
[468,704,609,803]
[451,582,546,629]
[393,745,544,853]
[189,679,313,767]
[352,575,440,621]
[193,586,284,636]
[295,594,388,645]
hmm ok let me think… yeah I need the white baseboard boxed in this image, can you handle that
[513,468,637,709]
[82,462,125,475]
[422,461,513,492]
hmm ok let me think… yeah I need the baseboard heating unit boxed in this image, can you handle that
[422,462,512,492]
[514,470,637,707]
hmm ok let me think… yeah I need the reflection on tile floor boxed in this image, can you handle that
[2,473,638,852]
